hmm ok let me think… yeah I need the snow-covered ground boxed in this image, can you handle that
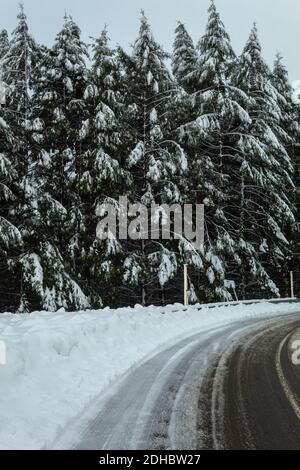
[0,301,299,450]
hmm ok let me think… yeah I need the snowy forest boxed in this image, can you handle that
[0,0,299,312]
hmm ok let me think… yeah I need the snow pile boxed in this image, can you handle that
[0,301,299,450]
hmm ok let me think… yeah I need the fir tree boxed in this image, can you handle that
[175,0,249,302]
[272,53,300,289]
[120,12,188,306]
[22,15,91,311]
[2,5,42,191]
[0,4,299,311]
[0,6,43,311]
[172,22,197,92]
[71,27,129,307]
[0,29,9,64]
[2,4,38,121]
[231,25,296,298]
[195,0,235,90]
[0,97,23,311]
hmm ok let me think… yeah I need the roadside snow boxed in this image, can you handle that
[0,301,299,450]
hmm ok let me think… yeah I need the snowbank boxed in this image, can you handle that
[0,301,299,450]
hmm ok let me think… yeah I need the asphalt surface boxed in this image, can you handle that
[200,314,300,450]
[66,312,300,450]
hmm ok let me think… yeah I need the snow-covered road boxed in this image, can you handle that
[70,318,272,449]
[54,313,300,450]
[0,302,299,449]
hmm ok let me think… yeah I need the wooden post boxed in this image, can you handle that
[290,271,295,298]
[184,264,188,306]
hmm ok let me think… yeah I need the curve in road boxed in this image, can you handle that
[53,312,300,450]
[199,315,300,450]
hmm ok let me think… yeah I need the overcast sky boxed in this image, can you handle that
[1,0,299,81]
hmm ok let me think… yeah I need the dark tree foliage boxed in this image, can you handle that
[0,1,299,312]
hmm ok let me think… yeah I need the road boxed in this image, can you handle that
[201,314,300,450]
[58,312,300,450]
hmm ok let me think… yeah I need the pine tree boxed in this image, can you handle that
[0,85,43,313]
[174,0,251,302]
[272,54,300,290]
[119,12,188,306]
[1,4,42,199]
[172,22,197,92]
[70,27,129,307]
[22,15,91,311]
[2,5,39,122]
[0,6,42,311]
[0,30,9,64]
[231,25,296,298]
[0,96,23,311]
[0,4,298,311]
[195,0,235,88]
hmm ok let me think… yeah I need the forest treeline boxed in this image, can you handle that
[0,1,299,312]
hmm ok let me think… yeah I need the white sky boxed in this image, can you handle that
[1,0,299,81]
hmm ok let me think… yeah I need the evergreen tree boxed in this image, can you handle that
[272,54,300,289]
[1,4,42,197]
[0,6,43,312]
[2,4,38,122]
[172,22,197,92]
[71,27,129,307]
[231,25,296,298]
[0,29,9,64]
[195,0,235,89]
[120,12,188,306]
[0,4,299,311]
[175,0,250,302]
[0,96,23,311]
[23,15,90,311]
